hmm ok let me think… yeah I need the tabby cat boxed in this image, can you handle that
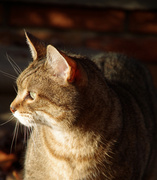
[10,32,157,180]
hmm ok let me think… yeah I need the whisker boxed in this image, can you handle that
[0,54,21,81]
[23,126,27,143]
[23,126,30,144]
[0,115,14,126]
[27,126,33,137]
[10,121,19,153]
[18,124,27,145]
[13,85,18,94]
[0,70,17,80]
[22,126,32,146]
[6,54,22,75]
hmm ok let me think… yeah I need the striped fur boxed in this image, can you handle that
[10,33,157,180]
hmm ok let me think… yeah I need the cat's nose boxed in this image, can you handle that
[10,106,17,113]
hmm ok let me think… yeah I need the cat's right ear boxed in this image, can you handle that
[25,31,46,61]
[46,45,87,86]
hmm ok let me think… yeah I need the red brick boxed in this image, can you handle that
[85,36,157,62]
[10,5,125,32]
[129,11,157,34]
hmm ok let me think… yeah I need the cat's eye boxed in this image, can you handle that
[25,91,36,101]
[29,92,36,100]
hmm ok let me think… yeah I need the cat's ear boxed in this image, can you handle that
[46,45,84,84]
[25,31,46,61]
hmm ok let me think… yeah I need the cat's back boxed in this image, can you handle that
[93,52,157,179]
[93,52,157,116]
[93,53,153,93]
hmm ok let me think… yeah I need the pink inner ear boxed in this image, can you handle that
[56,57,70,78]
[60,52,78,83]
[47,45,80,83]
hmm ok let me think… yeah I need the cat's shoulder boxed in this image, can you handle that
[91,52,151,85]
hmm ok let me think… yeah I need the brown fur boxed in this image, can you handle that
[10,32,157,180]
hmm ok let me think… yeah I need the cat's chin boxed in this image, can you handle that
[14,111,34,127]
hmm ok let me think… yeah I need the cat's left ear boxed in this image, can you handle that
[25,31,46,61]
[46,45,85,85]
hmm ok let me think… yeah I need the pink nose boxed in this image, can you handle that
[10,106,16,113]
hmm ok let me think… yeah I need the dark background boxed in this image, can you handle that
[0,0,157,179]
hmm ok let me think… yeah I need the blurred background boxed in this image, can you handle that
[1,0,157,179]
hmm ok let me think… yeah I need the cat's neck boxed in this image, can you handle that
[39,124,107,161]
[40,124,99,147]
[76,83,122,136]
[38,87,122,150]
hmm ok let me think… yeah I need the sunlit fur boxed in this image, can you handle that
[10,33,157,180]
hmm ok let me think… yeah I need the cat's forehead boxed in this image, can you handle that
[16,60,57,92]
[16,71,31,90]
[16,62,42,89]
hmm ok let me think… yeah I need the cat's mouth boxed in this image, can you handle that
[13,111,34,127]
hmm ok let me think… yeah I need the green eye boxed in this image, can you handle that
[29,92,36,100]
[24,91,36,101]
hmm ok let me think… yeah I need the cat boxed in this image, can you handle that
[10,32,157,180]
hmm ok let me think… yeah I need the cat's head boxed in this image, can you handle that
[10,32,106,131]
[10,32,89,130]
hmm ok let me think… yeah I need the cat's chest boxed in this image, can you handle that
[26,127,101,180]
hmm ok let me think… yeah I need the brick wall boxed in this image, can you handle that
[1,2,157,87]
